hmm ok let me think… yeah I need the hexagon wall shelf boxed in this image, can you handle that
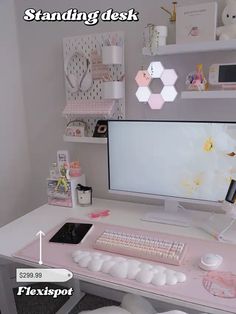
[136,86,151,102]
[135,70,152,87]
[135,62,178,110]
[148,94,165,109]
[148,62,164,78]
[161,86,178,102]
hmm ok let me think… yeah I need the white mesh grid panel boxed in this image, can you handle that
[63,32,125,137]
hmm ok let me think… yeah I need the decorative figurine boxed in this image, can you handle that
[55,163,70,193]
[186,64,208,91]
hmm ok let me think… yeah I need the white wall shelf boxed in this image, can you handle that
[143,39,236,56]
[63,135,107,144]
[181,90,236,99]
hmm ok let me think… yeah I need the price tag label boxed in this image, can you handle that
[16,268,73,283]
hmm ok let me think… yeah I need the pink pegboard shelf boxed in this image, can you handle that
[62,100,115,118]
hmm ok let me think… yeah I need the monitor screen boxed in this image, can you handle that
[108,121,236,204]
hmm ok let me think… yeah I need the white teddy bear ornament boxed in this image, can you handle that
[216,0,236,40]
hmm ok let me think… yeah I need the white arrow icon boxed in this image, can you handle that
[36,230,45,265]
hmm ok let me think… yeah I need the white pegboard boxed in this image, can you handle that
[63,31,125,137]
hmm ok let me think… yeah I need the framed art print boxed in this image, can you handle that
[176,2,218,44]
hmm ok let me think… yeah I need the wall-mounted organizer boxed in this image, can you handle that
[62,31,125,144]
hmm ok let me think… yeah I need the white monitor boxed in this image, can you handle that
[107,120,236,226]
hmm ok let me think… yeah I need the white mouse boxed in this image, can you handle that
[199,253,223,271]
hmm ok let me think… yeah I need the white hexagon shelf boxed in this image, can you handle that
[136,86,151,102]
[148,62,164,78]
[136,62,178,109]
[161,69,178,86]
[161,86,178,102]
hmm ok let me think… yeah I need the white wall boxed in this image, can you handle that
[13,0,236,210]
[0,0,31,226]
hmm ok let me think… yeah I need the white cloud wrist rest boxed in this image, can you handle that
[72,250,186,286]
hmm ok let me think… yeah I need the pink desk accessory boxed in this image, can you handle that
[14,219,236,313]
[88,209,110,219]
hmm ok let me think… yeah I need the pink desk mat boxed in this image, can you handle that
[14,219,236,313]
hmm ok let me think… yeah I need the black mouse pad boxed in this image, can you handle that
[49,222,93,244]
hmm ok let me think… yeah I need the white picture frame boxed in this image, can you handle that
[176,2,218,44]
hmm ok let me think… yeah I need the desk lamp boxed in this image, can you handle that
[219,179,236,240]
[200,179,236,242]
[161,2,177,23]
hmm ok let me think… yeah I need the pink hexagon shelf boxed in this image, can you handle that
[135,62,178,110]
[135,70,152,87]
[148,94,165,109]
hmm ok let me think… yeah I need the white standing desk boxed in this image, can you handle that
[0,198,235,314]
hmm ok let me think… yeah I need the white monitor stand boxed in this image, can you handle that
[141,200,191,227]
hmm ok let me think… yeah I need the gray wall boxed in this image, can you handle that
[13,0,236,212]
[0,0,31,226]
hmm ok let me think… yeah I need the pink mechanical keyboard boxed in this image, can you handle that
[93,229,187,266]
